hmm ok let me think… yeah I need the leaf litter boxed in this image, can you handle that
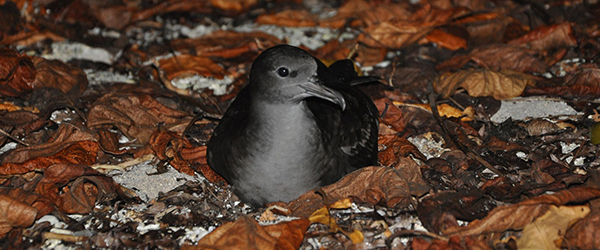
[0,0,600,249]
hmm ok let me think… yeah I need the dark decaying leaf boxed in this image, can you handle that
[436,44,548,73]
[0,193,37,238]
[443,187,600,236]
[87,92,192,145]
[0,48,35,97]
[508,22,577,52]
[0,123,96,164]
[31,57,88,96]
[170,30,282,59]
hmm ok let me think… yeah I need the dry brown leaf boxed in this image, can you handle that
[373,98,407,133]
[158,55,226,80]
[287,166,415,218]
[358,21,435,49]
[210,0,257,12]
[517,205,589,249]
[0,47,35,97]
[564,208,600,248]
[170,30,282,59]
[436,44,548,73]
[443,187,600,236]
[378,135,426,166]
[508,22,577,53]
[0,188,54,220]
[326,0,414,28]
[422,28,467,51]
[453,12,511,46]
[0,193,37,238]
[87,92,192,145]
[0,141,99,175]
[0,123,96,164]
[435,68,535,100]
[524,84,600,99]
[148,129,198,176]
[565,64,600,86]
[256,9,318,27]
[33,163,130,214]
[31,57,88,95]
[183,216,309,250]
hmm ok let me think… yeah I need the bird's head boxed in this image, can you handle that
[249,45,346,110]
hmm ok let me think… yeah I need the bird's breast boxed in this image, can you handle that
[233,102,327,203]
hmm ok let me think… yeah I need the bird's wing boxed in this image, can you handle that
[307,60,379,184]
[207,85,254,182]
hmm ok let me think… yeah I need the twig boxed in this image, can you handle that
[0,128,30,147]
[427,80,503,176]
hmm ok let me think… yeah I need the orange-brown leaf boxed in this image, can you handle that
[0,48,35,97]
[31,57,88,95]
[435,68,535,100]
[184,216,309,250]
[443,187,600,236]
[256,9,317,27]
[509,22,577,52]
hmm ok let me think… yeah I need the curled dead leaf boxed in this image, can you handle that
[87,92,192,144]
[509,22,577,53]
[183,216,309,250]
[287,166,419,218]
[435,69,535,100]
[0,48,35,97]
[443,187,600,237]
[0,141,99,175]
[31,57,88,95]
[0,193,37,238]
[358,21,435,49]
[517,205,589,249]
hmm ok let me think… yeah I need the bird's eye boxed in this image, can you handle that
[277,67,289,77]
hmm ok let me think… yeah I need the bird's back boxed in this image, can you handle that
[307,59,379,185]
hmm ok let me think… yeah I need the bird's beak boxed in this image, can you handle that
[299,81,346,110]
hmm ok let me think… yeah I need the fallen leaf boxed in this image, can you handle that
[170,30,282,59]
[0,193,37,238]
[435,68,535,100]
[422,28,467,51]
[31,57,88,95]
[358,21,435,49]
[256,9,317,27]
[183,216,309,250]
[564,64,600,86]
[287,166,415,218]
[309,199,364,244]
[0,123,96,164]
[158,55,227,81]
[436,44,548,73]
[210,0,257,12]
[517,205,589,249]
[443,187,600,236]
[87,92,192,144]
[453,12,511,46]
[322,0,411,28]
[509,22,577,53]
[0,141,99,175]
[564,208,600,248]
[0,47,35,97]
